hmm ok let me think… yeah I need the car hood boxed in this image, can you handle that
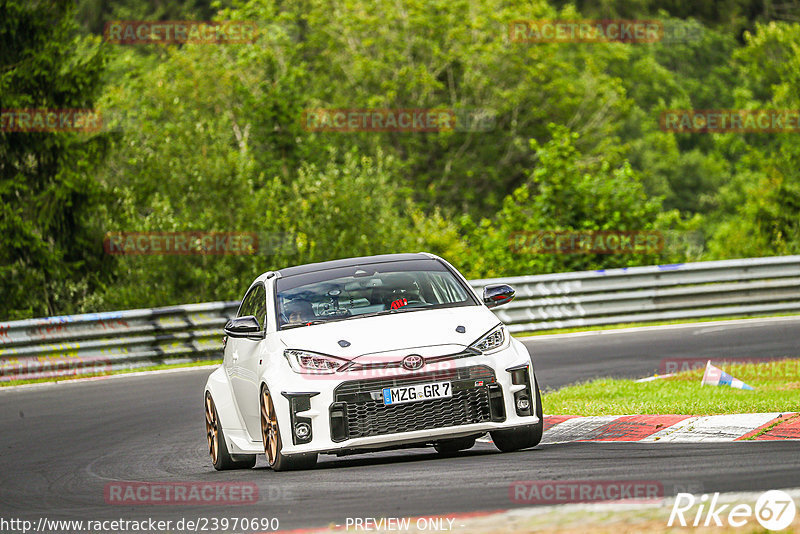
[277,306,499,359]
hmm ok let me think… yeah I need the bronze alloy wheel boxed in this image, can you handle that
[260,387,279,466]
[205,393,219,465]
[205,391,256,470]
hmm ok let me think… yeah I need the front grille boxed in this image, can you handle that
[331,365,501,441]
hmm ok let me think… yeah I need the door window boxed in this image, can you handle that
[238,283,267,330]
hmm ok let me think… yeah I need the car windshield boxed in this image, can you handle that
[276,259,477,329]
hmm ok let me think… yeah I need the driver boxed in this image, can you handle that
[384,274,424,308]
[285,299,315,323]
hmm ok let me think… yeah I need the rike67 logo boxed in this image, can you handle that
[669,490,796,530]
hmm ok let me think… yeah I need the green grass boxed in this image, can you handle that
[542,358,800,415]
[512,311,800,338]
[0,359,221,387]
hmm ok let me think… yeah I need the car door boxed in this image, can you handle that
[227,283,267,440]
[224,286,253,426]
[224,287,251,387]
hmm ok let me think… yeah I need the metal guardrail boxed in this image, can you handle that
[468,255,800,333]
[2,256,799,381]
[0,302,238,382]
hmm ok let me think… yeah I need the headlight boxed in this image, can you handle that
[284,349,348,374]
[469,324,507,354]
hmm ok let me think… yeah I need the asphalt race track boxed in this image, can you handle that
[1,317,799,531]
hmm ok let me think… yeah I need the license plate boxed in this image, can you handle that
[382,381,452,405]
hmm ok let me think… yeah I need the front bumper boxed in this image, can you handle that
[272,339,539,456]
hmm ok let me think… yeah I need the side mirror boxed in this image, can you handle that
[224,316,265,339]
[482,284,515,309]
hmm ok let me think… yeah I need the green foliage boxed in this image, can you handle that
[706,22,800,258]
[3,0,800,319]
[458,125,665,278]
[543,358,800,415]
[0,0,111,318]
[74,0,227,35]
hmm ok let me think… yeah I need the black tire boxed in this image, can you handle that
[490,378,544,452]
[260,385,317,471]
[205,392,256,470]
[434,436,476,454]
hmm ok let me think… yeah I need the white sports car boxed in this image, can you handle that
[204,253,543,471]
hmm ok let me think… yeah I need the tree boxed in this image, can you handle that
[459,125,667,278]
[706,22,800,258]
[0,0,110,319]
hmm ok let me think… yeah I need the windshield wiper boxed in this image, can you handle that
[281,314,356,329]
[282,306,431,329]
[393,304,428,312]
[354,306,429,320]
[355,309,398,319]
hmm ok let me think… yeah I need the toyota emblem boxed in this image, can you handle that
[401,354,424,371]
